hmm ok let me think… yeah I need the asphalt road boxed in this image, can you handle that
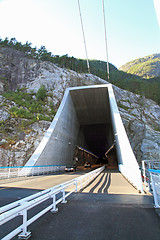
[28,193,160,240]
[0,169,90,208]
[0,168,144,208]
[0,169,90,239]
[0,169,160,240]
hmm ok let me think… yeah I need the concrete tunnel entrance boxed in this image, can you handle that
[70,87,118,168]
[25,84,143,192]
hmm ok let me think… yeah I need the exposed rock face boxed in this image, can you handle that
[0,119,50,166]
[25,62,107,107]
[0,47,41,91]
[0,48,160,167]
[0,47,103,92]
[113,87,160,163]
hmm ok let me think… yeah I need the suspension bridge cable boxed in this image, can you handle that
[102,0,110,80]
[77,0,90,73]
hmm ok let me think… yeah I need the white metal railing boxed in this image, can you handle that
[141,160,160,191]
[0,166,105,240]
[148,169,160,208]
[0,165,65,180]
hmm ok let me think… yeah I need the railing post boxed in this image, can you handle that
[51,194,58,213]
[80,179,82,189]
[150,173,159,208]
[18,167,20,177]
[25,168,27,177]
[142,161,147,187]
[8,167,10,179]
[18,209,31,239]
[75,179,78,192]
[148,174,152,192]
[31,167,33,177]
[61,188,67,204]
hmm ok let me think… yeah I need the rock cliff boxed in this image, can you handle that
[0,47,160,167]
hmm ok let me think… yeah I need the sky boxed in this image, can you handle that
[0,0,160,68]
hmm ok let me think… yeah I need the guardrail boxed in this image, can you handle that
[0,165,65,180]
[0,166,105,240]
[148,169,160,208]
[142,160,160,191]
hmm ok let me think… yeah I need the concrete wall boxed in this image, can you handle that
[107,85,143,191]
[25,84,113,167]
[25,89,80,166]
[25,84,143,191]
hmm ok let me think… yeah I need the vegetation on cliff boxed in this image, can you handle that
[2,86,56,121]
[119,54,160,78]
[0,37,160,105]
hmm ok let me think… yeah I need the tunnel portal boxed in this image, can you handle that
[70,87,116,167]
[25,84,143,192]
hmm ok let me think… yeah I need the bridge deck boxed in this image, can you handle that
[0,169,90,191]
[0,169,144,197]
[81,169,141,195]
[0,169,159,240]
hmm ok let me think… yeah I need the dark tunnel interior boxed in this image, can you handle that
[80,124,113,158]
[75,123,118,168]
[70,87,118,168]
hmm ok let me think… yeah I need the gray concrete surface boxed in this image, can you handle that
[0,170,90,192]
[0,169,142,195]
[80,169,141,195]
[1,170,159,240]
[26,85,114,168]
[25,90,79,167]
[25,84,143,191]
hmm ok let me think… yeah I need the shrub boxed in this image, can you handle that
[36,85,47,101]
[3,90,55,121]
[9,106,34,119]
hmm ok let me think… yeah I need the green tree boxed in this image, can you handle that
[23,41,32,54]
[9,37,17,46]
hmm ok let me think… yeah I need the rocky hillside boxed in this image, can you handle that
[119,53,160,78]
[0,47,160,167]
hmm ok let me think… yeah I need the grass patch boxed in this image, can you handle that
[117,102,130,111]
[3,88,56,121]
[153,126,160,132]
[9,106,34,119]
